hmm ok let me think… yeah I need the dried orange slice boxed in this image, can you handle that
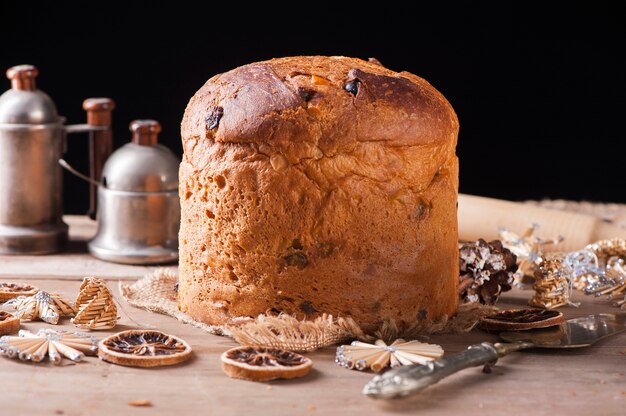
[480,308,564,331]
[221,346,312,381]
[0,282,38,302]
[0,311,19,335]
[98,330,192,367]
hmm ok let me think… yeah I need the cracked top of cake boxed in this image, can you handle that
[184,56,456,151]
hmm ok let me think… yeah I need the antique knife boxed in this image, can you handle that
[363,314,626,399]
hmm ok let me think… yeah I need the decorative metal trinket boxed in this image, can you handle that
[499,224,563,289]
[526,239,626,309]
[566,239,626,308]
[529,255,575,309]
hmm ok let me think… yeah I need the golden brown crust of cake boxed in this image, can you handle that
[178,56,459,331]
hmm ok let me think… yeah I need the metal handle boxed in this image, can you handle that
[363,341,533,399]
[83,98,114,219]
[59,159,101,187]
[62,98,116,219]
[59,124,111,187]
[64,124,109,134]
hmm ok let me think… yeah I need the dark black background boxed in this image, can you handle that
[2,2,625,214]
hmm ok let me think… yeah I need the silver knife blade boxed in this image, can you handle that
[500,313,626,347]
[363,313,626,399]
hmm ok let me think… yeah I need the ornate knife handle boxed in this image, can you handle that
[363,341,533,399]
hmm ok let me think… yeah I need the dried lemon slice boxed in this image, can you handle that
[221,346,313,381]
[0,282,38,302]
[98,330,192,367]
[0,311,19,335]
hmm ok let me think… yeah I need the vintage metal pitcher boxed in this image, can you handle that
[0,65,114,254]
[88,120,180,265]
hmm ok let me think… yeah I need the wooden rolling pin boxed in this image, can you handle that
[458,194,626,252]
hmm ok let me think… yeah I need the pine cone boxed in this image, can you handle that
[459,239,518,305]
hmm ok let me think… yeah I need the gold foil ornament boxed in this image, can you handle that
[499,224,563,289]
[530,239,626,310]
[567,239,626,308]
[529,255,575,309]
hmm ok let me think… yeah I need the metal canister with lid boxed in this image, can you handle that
[88,120,180,264]
[0,65,114,254]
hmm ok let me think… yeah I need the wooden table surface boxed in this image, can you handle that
[1,216,624,416]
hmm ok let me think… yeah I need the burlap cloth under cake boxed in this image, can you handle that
[120,199,626,352]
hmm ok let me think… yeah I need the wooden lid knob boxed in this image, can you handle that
[6,65,38,91]
[83,98,115,126]
[130,119,161,146]
[83,98,115,112]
